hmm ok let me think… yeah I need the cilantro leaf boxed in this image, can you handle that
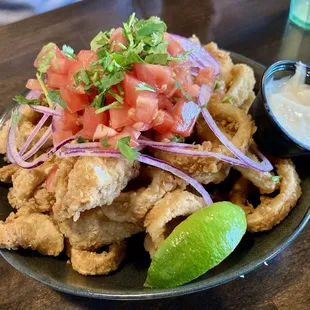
[36,42,57,73]
[13,95,40,106]
[222,95,233,104]
[101,135,110,147]
[134,16,167,38]
[73,69,91,88]
[214,81,221,90]
[170,135,185,143]
[77,137,89,143]
[145,53,167,65]
[135,82,157,92]
[200,104,207,109]
[167,49,193,62]
[92,92,105,109]
[36,72,53,108]
[99,71,124,91]
[62,45,76,59]
[108,89,124,104]
[271,175,281,182]
[10,108,20,127]
[175,81,194,101]
[112,51,143,67]
[95,101,122,114]
[90,31,111,50]
[116,136,140,160]
[48,90,66,108]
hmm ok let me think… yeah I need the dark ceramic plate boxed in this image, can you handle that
[0,53,309,300]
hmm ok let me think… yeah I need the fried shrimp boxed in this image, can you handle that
[225,64,256,107]
[68,241,126,276]
[0,164,20,183]
[0,213,64,256]
[144,190,204,257]
[59,207,143,251]
[53,156,140,222]
[101,167,186,224]
[230,159,302,232]
[205,42,234,87]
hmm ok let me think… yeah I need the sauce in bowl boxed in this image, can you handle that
[265,62,310,148]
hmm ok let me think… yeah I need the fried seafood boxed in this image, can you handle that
[59,207,143,250]
[68,241,126,276]
[53,156,140,222]
[101,167,186,224]
[205,42,234,87]
[144,190,204,257]
[230,159,302,232]
[0,120,9,154]
[0,164,19,183]
[0,213,64,255]
[240,91,255,114]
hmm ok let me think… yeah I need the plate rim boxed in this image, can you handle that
[0,51,309,300]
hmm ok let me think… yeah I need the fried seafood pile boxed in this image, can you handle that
[0,42,302,276]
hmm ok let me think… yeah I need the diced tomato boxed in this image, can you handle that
[50,49,73,74]
[47,72,68,89]
[93,124,118,140]
[183,84,200,98]
[110,27,129,52]
[132,122,152,131]
[34,43,60,69]
[62,110,79,132]
[46,164,59,193]
[78,107,108,139]
[77,50,98,70]
[154,131,174,142]
[107,132,139,149]
[109,104,133,129]
[158,94,174,111]
[60,86,89,113]
[135,96,158,124]
[53,128,74,145]
[134,63,173,89]
[152,110,175,133]
[26,79,42,91]
[171,98,200,137]
[195,67,215,89]
[164,32,184,56]
[173,61,193,85]
[122,126,141,140]
[123,73,157,106]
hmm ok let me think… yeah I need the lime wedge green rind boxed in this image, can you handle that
[145,201,247,288]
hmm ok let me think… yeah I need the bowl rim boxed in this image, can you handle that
[261,59,310,153]
[0,52,309,300]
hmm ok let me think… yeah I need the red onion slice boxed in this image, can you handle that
[170,34,220,76]
[19,114,49,156]
[138,139,198,149]
[64,142,101,149]
[139,154,213,205]
[25,90,42,100]
[57,149,122,158]
[30,105,61,117]
[198,85,273,172]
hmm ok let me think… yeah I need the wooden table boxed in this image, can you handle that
[0,0,309,309]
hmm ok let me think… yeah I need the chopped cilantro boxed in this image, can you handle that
[145,53,167,65]
[135,82,157,92]
[200,104,207,109]
[100,135,110,147]
[95,101,122,114]
[271,175,281,182]
[91,92,105,109]
[77,137,89,143]
[90,31,111,50]
[167,49,193,62]
[98,71,125,91]
[108,89,124,104]
[116,136,140,160]
[13,95,40,106]
[10,109,20,127]
[62,45,76,59]
[134,16,167,38]
[222,95,233,104]
[214,81,221,90]
[73,68,91,87]
[36,72,53,108]
[48,90,66,108]
[175,81,194,101]
[117,83,124,95]
[170,135,185,143]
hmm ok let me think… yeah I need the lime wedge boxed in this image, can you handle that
[145,201,247,288]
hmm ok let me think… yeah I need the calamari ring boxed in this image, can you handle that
[101,166,186,224]
[230,159,302,232]
[68,241,126,275]
[144,190,204,257]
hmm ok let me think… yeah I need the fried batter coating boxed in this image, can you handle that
[240,91,255,114]
[225,64,256,107]
[0,213,64,255]
[205,42,234,87]
[101,167,186,224]
[144,190,204,257]
[59,207,143,251]
[0,120,9,154]
[230,159,302,232]
[53,156,140,222]
[68,241,126,275]
[0,164,20,183]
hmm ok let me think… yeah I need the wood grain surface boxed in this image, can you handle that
[0,0,309,309]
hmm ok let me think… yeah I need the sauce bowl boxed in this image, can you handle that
[250,60,310,158]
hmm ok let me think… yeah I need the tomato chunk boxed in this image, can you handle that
[164,32,184,56]
[135,96,158,124]
[110,27,129,52]
[134,63,173,89]
[152,110,175,133]
[60,86,89,113]
[107,132,139,149]
[195,67,215,89]
[93,124,117,140]
[47,72,68,89]
[171,98,200,137]
[62,110,79,132]
[26,79,42,91]
[109,104,133,129]
[77,50,98,70]
[46,164,59,193]
[158,94,174,111]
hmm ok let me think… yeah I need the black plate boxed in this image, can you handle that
[0,52,309,300]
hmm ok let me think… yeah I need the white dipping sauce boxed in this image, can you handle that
[265,62,310,147]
